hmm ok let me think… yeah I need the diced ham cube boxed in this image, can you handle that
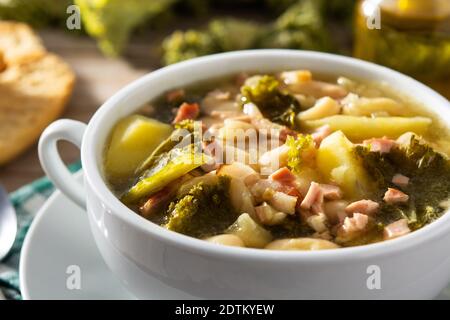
[279,126,298,143]
[166,89,185,103]
[345,199,379,216]
[139,187,173,218]
[311,124,332,146]
[320,184,342,200]
[341,213,369,234]
[392,174,410,188]
[172,102,200,124]
[269,167,296,183]
[324,200,349,224]
[363,137,396,153]
[264,189,297,215]
[255,202,287,226]
[384,219,410,240]
[300,182,323,210]
[383,188,409,204]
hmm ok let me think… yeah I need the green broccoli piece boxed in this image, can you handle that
[162,18,263,65]
[208,18,263,52]
[122,143,207,204]
[258,0,333,52]
[240,75,301,129]
[164,175,238,238]
[162,29,216,65]
[75,0,176,56]
[266,215,312,239]
[355,135,450,228]
[286,134,315,173]
[0,0,71,27]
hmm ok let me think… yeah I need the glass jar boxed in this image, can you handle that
[354,0,450,98]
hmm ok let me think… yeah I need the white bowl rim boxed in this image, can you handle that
[82,49,450,263]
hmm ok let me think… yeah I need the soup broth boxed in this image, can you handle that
[103,70,450,250]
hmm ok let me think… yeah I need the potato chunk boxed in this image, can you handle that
[316,131,374,199]
[105,115,173,180]
[303,115,431,140]
[227,213,272,248]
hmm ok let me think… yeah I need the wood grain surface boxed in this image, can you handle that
[0,29,162,191]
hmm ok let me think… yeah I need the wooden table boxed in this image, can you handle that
[0,29,164,191]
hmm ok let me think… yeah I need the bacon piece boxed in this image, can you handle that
[383,188,409,204]
[320,184,342,200]
[345,199,379,216]
[363,137,396,153]
[311,124,332,146]
[269,167,296,184]
[172,102,200,124]
[392,174,410,188]
[384,219,410,240]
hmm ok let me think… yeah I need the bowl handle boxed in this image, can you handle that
[38,119,87,209]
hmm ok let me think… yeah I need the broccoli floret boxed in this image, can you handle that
[266,215,312,239]
[240,75,301,129]
[355,135,450,228]
[286,134,315,173]
[0,0,71,27]
[164,175,238,238]
[75,0,175,56]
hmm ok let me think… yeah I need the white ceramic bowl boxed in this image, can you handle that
[39,50,450,299]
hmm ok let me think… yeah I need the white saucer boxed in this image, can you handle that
[19,171,197,300]
[19,172,450,300]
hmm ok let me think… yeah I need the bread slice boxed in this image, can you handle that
[0,21,46,65]
[0,22,75,165]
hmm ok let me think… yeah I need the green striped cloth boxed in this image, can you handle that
[0,162,81,300]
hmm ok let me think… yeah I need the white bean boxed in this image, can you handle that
[297,97,341,121]
[265,238,339,250]
[205,234,245,247]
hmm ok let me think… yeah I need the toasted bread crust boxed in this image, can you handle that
[0,22,75,165]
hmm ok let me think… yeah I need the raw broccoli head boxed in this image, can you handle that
[240,75,301,129]
[355,135,450,228]
[258,0,333,52]
[208,18,263,52]
[164,175,238,238]
[75,0,175,56]
[162,29,216,65]
[0,0,71,27]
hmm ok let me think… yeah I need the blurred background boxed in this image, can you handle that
[0,0,449,191]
